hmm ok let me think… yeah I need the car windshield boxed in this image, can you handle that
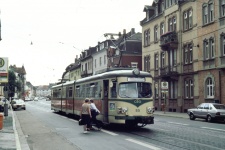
[213,104,225,109]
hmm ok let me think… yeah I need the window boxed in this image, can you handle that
[154,25,158,42]
[221,0,225,17]
[169,50,177,66]
[204,40,209,59]
[209,3,214,22]
[144,29,150,46]
[168,18,173,32]
[144,55,150,72]
[204,38,214,59]
[160,22,164,35]
[203,5,208,24]
[203,2,214,25]
[170,81,177,99]
[99,57,102,66]
[155,82,159,99]
[155,54,159,70]
[131,62,138,68]
[161,52,165,68]
[184,44,193,64]
[183,9,192,30]
[221,33,225,56]
[184,79,194,99]
[104,55,106,65]
[209,38,215,58]
[173,17,176,31]
[206,77,214,98]
[155,5,158,16]
[168,17,176,32]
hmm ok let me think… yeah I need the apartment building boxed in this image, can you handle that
[141,0,225,112]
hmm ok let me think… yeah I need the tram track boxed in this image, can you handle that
[126,130,224,150]
[104,123,225,150]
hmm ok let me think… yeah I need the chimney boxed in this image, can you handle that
[123,29,126,35]
[118,32,121,37]
[131,28,135,35]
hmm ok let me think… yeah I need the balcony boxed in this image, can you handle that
[81,70,87,76]
[160,66,178,78]
[160,31,178,51]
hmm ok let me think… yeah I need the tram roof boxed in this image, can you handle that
[52,69,152,88]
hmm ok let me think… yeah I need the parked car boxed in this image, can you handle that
[25,97,31,101]
[34,97,39,101]
[12,99,26,110]
[187,103,225,122]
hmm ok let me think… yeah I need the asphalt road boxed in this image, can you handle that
[15,100,225,150]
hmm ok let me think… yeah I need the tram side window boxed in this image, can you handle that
[90,83,98,98]
[86,84,90,98]
[53,90,57,98]
[111,82,117,98]
[69,87,73,98]
[75,86,80,97]
[58,89,61,98]
[80,85,85,98]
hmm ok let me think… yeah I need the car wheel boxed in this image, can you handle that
[190,113,196,120]
[24,108,26,110]
[207,115,213,122]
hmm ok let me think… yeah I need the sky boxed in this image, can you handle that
[0,0,153,86]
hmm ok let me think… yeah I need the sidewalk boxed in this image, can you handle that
[154,110,189,119]
[0,109,188,150]
[0,108,17,150]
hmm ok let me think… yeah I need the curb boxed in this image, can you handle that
[11,108,21,150]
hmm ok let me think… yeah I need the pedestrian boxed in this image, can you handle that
[80,98,92,133]
[90,99,100,129]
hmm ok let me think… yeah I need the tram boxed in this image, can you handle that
[51,68,154,127]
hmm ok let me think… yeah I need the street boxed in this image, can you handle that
[14,100,225,150]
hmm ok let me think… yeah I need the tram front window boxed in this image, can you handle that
[119,82,152,98]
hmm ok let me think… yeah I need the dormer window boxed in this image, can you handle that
[155,5,158,16]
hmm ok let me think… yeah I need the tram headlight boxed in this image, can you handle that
[146,107,154,114]
[117,107,128,114]
[122,107,128,114]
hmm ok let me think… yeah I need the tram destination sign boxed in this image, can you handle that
[127,77,145,82]
[0,57,8,83]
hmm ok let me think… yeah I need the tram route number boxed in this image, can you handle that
[136,109,140,112]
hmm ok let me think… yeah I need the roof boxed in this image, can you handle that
[9,65,26,75]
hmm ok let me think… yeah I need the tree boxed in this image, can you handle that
[8,70,22,98]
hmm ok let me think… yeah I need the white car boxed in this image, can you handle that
[25,97,31,101]
[12,99,26,110]
[34,97,39,101]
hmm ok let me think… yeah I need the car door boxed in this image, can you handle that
[195,103,204,117]
[202,103,209,118]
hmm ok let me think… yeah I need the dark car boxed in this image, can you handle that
[187,103,225,122]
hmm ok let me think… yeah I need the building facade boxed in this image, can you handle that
[141,0,225,112]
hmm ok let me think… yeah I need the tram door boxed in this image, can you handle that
[103,80,109,123]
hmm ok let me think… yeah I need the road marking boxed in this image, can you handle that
[154,128,169,132]
[126,139,162,150]
[168,122,189,126]
[201,127,225,132]
[101,129,118,136]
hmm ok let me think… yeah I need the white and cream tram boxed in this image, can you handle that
[51,68,154,127]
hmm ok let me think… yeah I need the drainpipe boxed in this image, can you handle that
[178,3,183,112]
[219,70,221,103]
